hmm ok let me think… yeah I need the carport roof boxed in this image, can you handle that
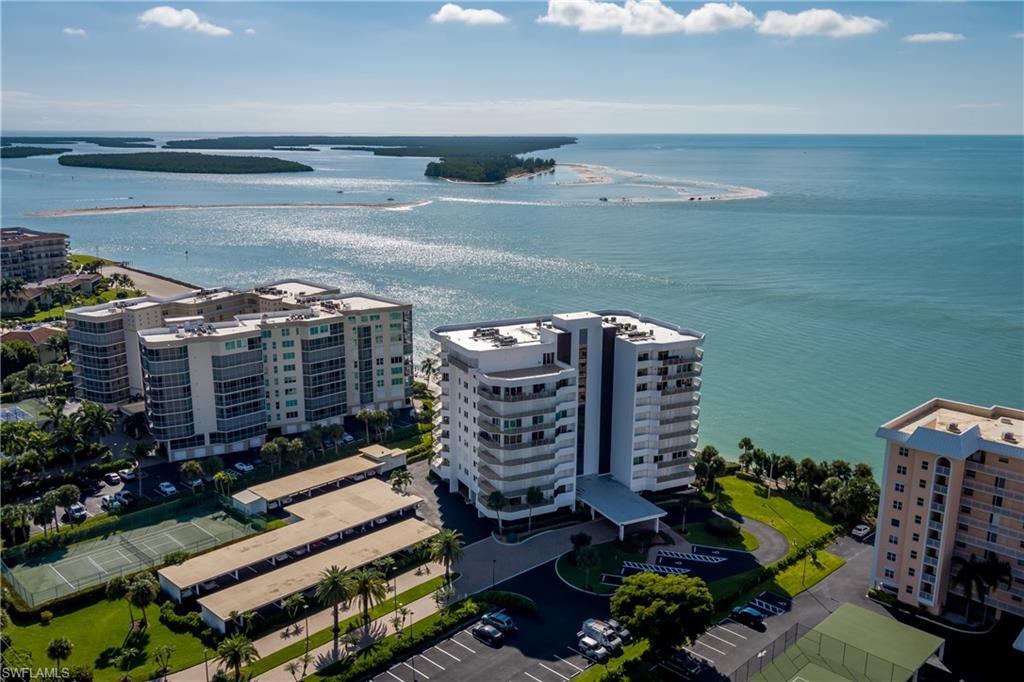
[245,454,381,502]
[575,474,667,526]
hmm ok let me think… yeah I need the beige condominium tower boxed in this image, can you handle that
[873,398,1024,620]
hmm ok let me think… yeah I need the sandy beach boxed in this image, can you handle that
[26,200,432,217]
[561,163,613,184]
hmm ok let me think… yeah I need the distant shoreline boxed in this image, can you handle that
[27,200,432,217]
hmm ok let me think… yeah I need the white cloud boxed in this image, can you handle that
[137,6,232,37]
[431,3,508,26]
[62,27,87,37]
[903,32,964,43]
[536,1,755,36]
[244,28,256,35]
[537,2,881,38]
[758,8,884,38]
[1013,32,1024,39]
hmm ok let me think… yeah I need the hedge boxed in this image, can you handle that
[159,600,218,646]
[0,381,73,402]
[705,516,741,538]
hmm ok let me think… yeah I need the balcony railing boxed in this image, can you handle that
[921,573,936,585]
[478,435,556,451]
[933,483,949,495]
[923,555,938,567]
[926,538,941,549]
[927,520,943,531]
[936,464,951,476]
[479,387,556,403]
[930,501,945,513]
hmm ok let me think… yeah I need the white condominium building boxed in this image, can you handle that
[430,310,703,521]
[66,280,413,460]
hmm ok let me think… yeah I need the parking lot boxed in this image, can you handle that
[371,622,597,682]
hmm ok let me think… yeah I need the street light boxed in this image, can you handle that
[303,604,310,655]
[492,559,496,587]
[202,647,209,682]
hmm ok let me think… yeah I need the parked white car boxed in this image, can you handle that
[577,636,610,663]
[158,481,178,496]
[118,468,136,481]
[580,619,624,653]
[67,503,87,521]
[100,494,121,511]
[234,462,255,474]
[852,524,873,539]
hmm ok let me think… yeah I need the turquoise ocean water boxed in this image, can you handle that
[2,134,1021,469]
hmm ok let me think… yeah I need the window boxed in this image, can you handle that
[896,465,907,475]
[905,586,913,594]
[886,551,897,561]
[914,515,922,524]
[282,340,295,348]
[261,330,271,338]
[532,415,544,425]
[921,460,929,470]
[884,568,895,579]
[918,479,926,488]
[894,483,905,493]
[391,378,403,385]
[960,505,971,514]
[377,379,384,388]
[633,456,644,465]
[543,352,554,364]
[282,328,290,337]
[898,447,909,457]
[993,495,1004,508]
[889,535,899,545]
[965,469,976,479]
[891,518,901,528]
[285,399,298,407]
[912,533,920,542]
[283,352,295,360]
[908,567,916,577]
[892,500,903,511]
[283,364,296,372]
[376,357,384,366]
[910,550,918,559]
[917,497,924,507]
[391,367,403,374]
[286,410,298,419]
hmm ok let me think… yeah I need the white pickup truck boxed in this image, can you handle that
[579,618,624,653]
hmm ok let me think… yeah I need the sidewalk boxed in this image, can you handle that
[165,561,444,681]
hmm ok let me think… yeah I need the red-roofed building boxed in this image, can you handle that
[0,324,65,364]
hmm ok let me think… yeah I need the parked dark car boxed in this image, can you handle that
[668,649,706,680]
[731,605,765,627]
[482,612,516,633]
[471,623,504,647]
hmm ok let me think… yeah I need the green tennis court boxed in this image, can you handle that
[8,508,252,606]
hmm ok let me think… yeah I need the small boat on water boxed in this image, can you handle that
[599,197,608,202]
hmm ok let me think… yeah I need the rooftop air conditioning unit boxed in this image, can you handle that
[1004,432,1018,443]
[947,422,961,433]
[1000,418,1014,425]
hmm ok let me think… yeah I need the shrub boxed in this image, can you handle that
[477,591,538,616]
[39,610,53,624]
[705,516,741,538]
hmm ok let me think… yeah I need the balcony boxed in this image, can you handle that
[923,555,938,567]
[927,520,943,531]
[918,592,935,606]
[930,501,945,513]
[936,464,951,476]
[479,448,573,469]
[478,434,556,452]
[921,573,936,585]
[933,483,949,495]
[926,538,942,550]
[479,387,556,403]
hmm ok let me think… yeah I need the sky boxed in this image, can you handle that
[2,1,1022,134]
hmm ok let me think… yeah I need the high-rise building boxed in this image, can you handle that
[430,310,703,521]
[873,398,1024,620]
[1,227,69,281]
[66,280,413,460]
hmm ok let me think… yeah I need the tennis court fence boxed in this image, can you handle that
[730,622,912,682]
[1,522,256,609]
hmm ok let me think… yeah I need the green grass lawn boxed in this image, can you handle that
[713,476,835,546]
[243,575,447,677]
[69,254,115,267]
[7,600,207,682]
[680,521,760,552]
[708,550,846,604]
[10,290,122,323]
[555,541,647,595]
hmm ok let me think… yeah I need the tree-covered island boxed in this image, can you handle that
[424,155,556,183]
[57,152,313,174]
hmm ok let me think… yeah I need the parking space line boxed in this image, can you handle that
[555,655,584,673]
[524,673,545,682]
[401,662,428,679]
[449,636,476,654]
[695,640,726,655]
[716,624,747,639]
[383,671,403,682]
[683,647,714,664]
[419,654,445,671]
[432,645,461,662]
[704,631,737,647]
[539,663,569,680]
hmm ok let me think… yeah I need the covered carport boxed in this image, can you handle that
[575,474,667,541]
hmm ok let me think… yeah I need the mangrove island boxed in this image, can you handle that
[57,152,314,174]
[424,155,557,183]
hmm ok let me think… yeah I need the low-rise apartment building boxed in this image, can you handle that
[430,310,703,522]
[66,280,413,460]
[1,227,69,281]
[873,398,1024,621]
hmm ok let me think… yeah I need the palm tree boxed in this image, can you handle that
[576,545,600,591]
[419,357,438,384]
[486,490,508,532]
[213,470,234,496]
[215,634,260,682]
[525,486,544,532]
[43,491,61,531]
[260,440,281,473]
[1,278,26,302]
[179,460,203,492]
[707,455,727,499]
[40,398,67,431]
[282,592,306,624]
[127,574,158,627]
[952,554,986,622]
[349,567,389,626]
[76,401,116,441]
[106,576,135,627]
[45,332,68,363]
[284,438,307,469]
[389,468,413,494]
[356,408,373,443]
[316,565,353,661]
[31,501,55,534]
[46,637,73,669]
[738,436,754,455]
[428,528,464,583]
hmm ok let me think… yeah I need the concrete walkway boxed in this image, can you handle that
[453,519,618,596]
[165,561,444,681]
[99,264,195,297]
